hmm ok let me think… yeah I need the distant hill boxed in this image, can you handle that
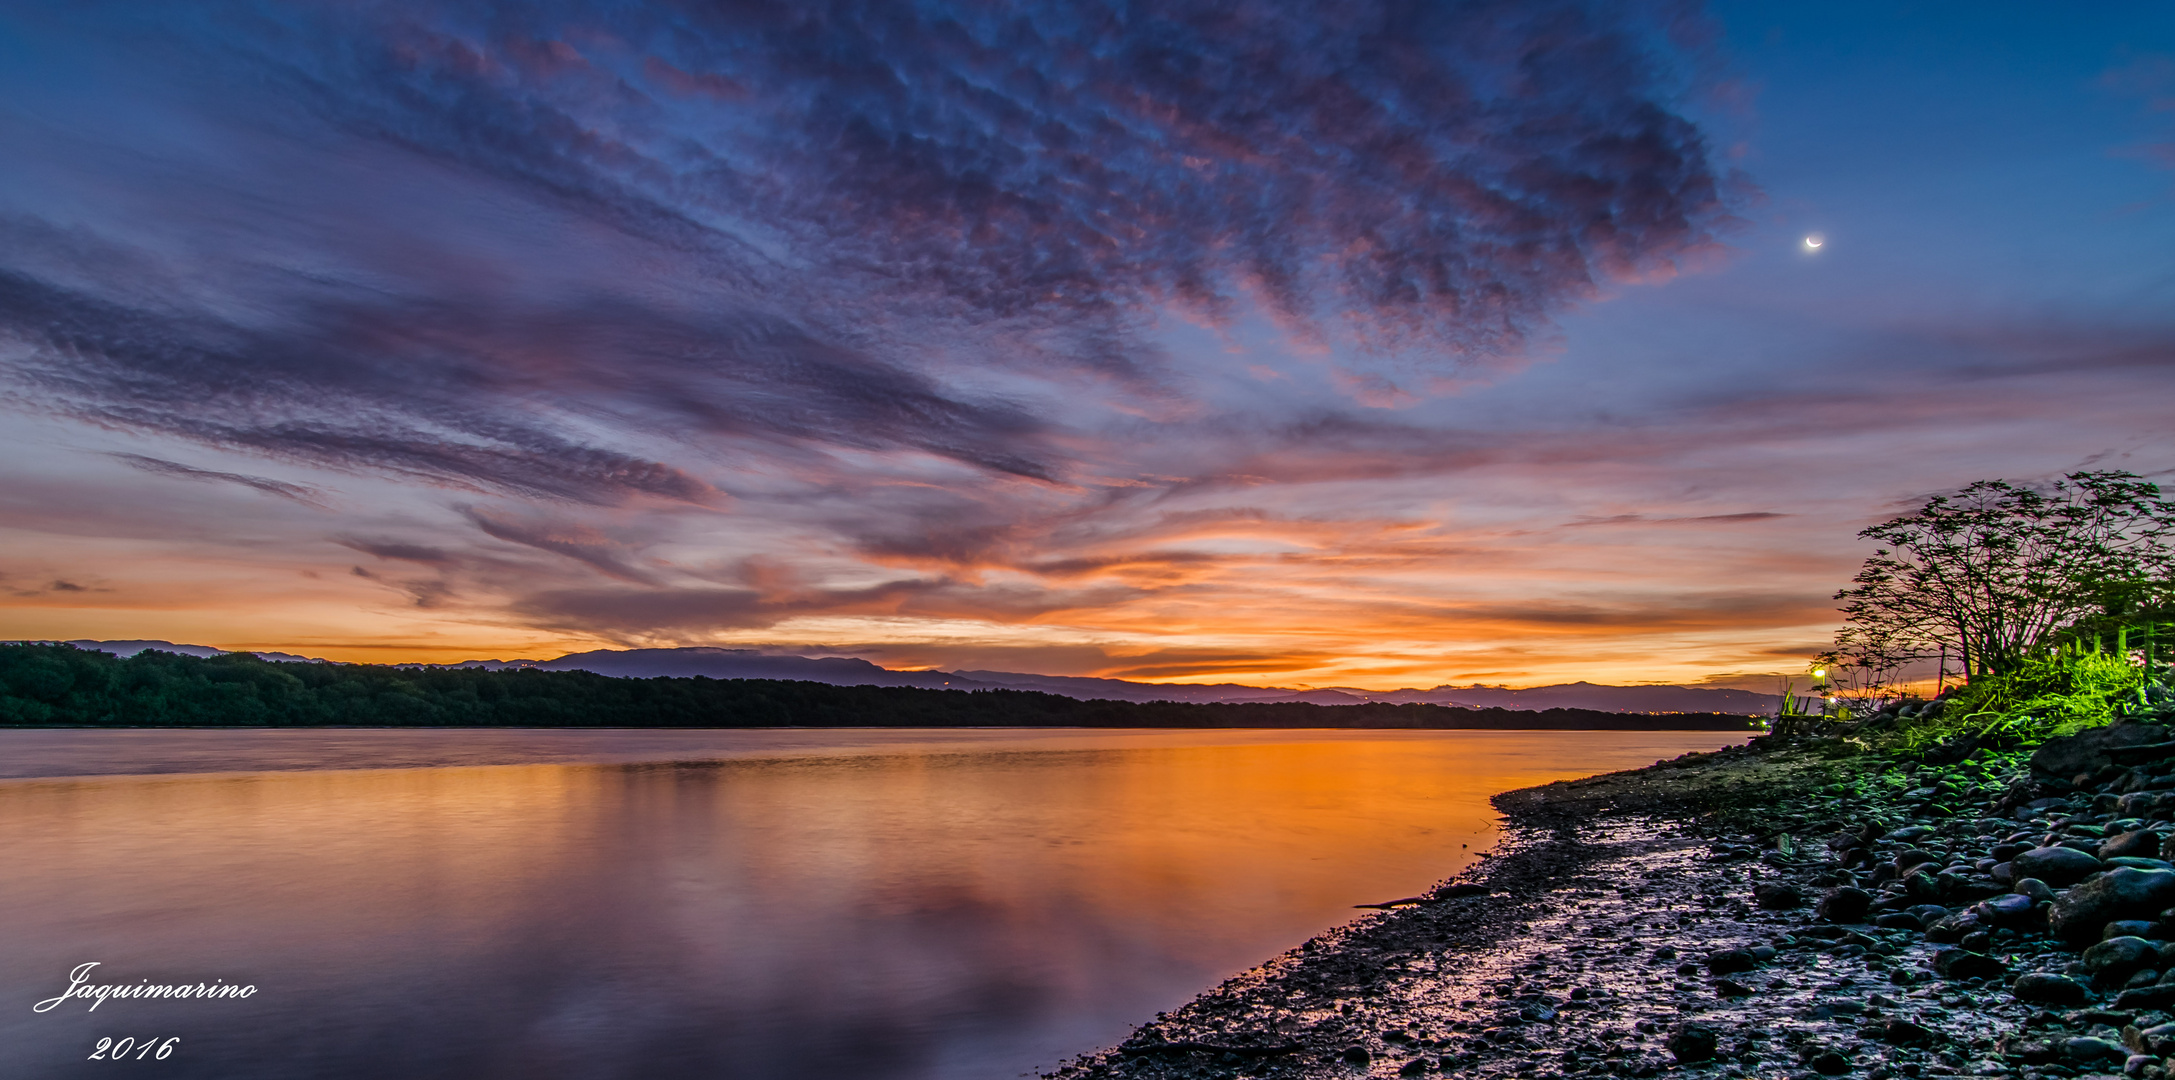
[52,641,1778,715]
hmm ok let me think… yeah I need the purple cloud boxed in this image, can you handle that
[0,0,1739,501]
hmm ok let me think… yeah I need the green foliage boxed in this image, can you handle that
[1945,650,2145,739]
[1863,648,2155,752]
[0,644,1761,730]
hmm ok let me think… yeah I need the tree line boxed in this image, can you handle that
[0,643,1755,730]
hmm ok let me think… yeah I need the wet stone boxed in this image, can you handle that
[2013,846,2105,888]
[2014,973,2093,1006]
[1818,887,1874,924]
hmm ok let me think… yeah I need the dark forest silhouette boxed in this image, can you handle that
[0,644,1755,730]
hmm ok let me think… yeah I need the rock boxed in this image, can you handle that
[1818,887,1875,923]
[2133,1021,2175,1056]
[2106,920,2160,940]
[1666,1025,1719,1063]
[1883,1018,1934,1044]
[2017,877,2058,903]
[1896,847,1943,871]
[1908,903,1954,925]
[2084,937,2160,982]
[1342,1046,1372,1067]
[1754,882,1805,910]
[2034,725,2175,780]
[2014,846,2106,887]
[1874,911,1922,931]
[1712,978,1754,997]
[2115,985,2175,1011]
[2065,1035,2131,1063]
[2014,972,2092,1005]
[1706,949,1758,975]
[2109,857,2175,871]
[2105,831,2168,860]
[1933,949,2005,980]
[2051,869,2175,945]
[1807,1049,1851,1075]
[1926,912,1983,944]
[1975,892,2039,926]
[2003,1036,2061,1064]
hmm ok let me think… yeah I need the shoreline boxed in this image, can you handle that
[1046,728,2175,1079]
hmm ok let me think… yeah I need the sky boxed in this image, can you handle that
[1,0,2171,689]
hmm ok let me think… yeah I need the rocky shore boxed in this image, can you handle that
[1044,717,2175,1080]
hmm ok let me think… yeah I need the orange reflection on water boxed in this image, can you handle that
[0,729,1740,1080]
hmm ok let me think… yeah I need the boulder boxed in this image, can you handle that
[2012,846,2104,887]
[1706,949,1758,975]
[1816,887,1874,924]
[2049,868,2175,945]
[1895,847,1943,871]
[2121,985,2175,1011]
[1666,1025,1718,1064]
[2119,791,2163,817]
[2012,972,2091,1006]
[2102,830,2165,860]
[2034,724,2175,780]
[1754,882,1805,910]
[1932,949,2005,980]
[2081,936,2159,983]
[1926,912,1983,944]
[1973,893,2039,927]
[1882,1018,1933,1045]
[2132,1022,2175,1057]
[2063,1036,2130,1064]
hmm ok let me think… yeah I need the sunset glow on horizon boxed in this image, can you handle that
[2,2,2171,691]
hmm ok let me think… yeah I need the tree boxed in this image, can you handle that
[1834,470,2175,679]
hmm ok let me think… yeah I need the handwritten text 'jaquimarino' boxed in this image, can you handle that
[34,963,258,1013]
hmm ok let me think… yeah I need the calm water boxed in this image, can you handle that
[0,728,1744,1079]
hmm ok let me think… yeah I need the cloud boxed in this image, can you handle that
[0,0,1742,504]
[460,506,661,585]
[336,538,456,565]
[1565,511,1786,526]
[109,453,327,506]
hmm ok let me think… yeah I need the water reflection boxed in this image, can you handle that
[0,729,1740,1079]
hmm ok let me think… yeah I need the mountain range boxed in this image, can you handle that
[56,641,1778,715]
